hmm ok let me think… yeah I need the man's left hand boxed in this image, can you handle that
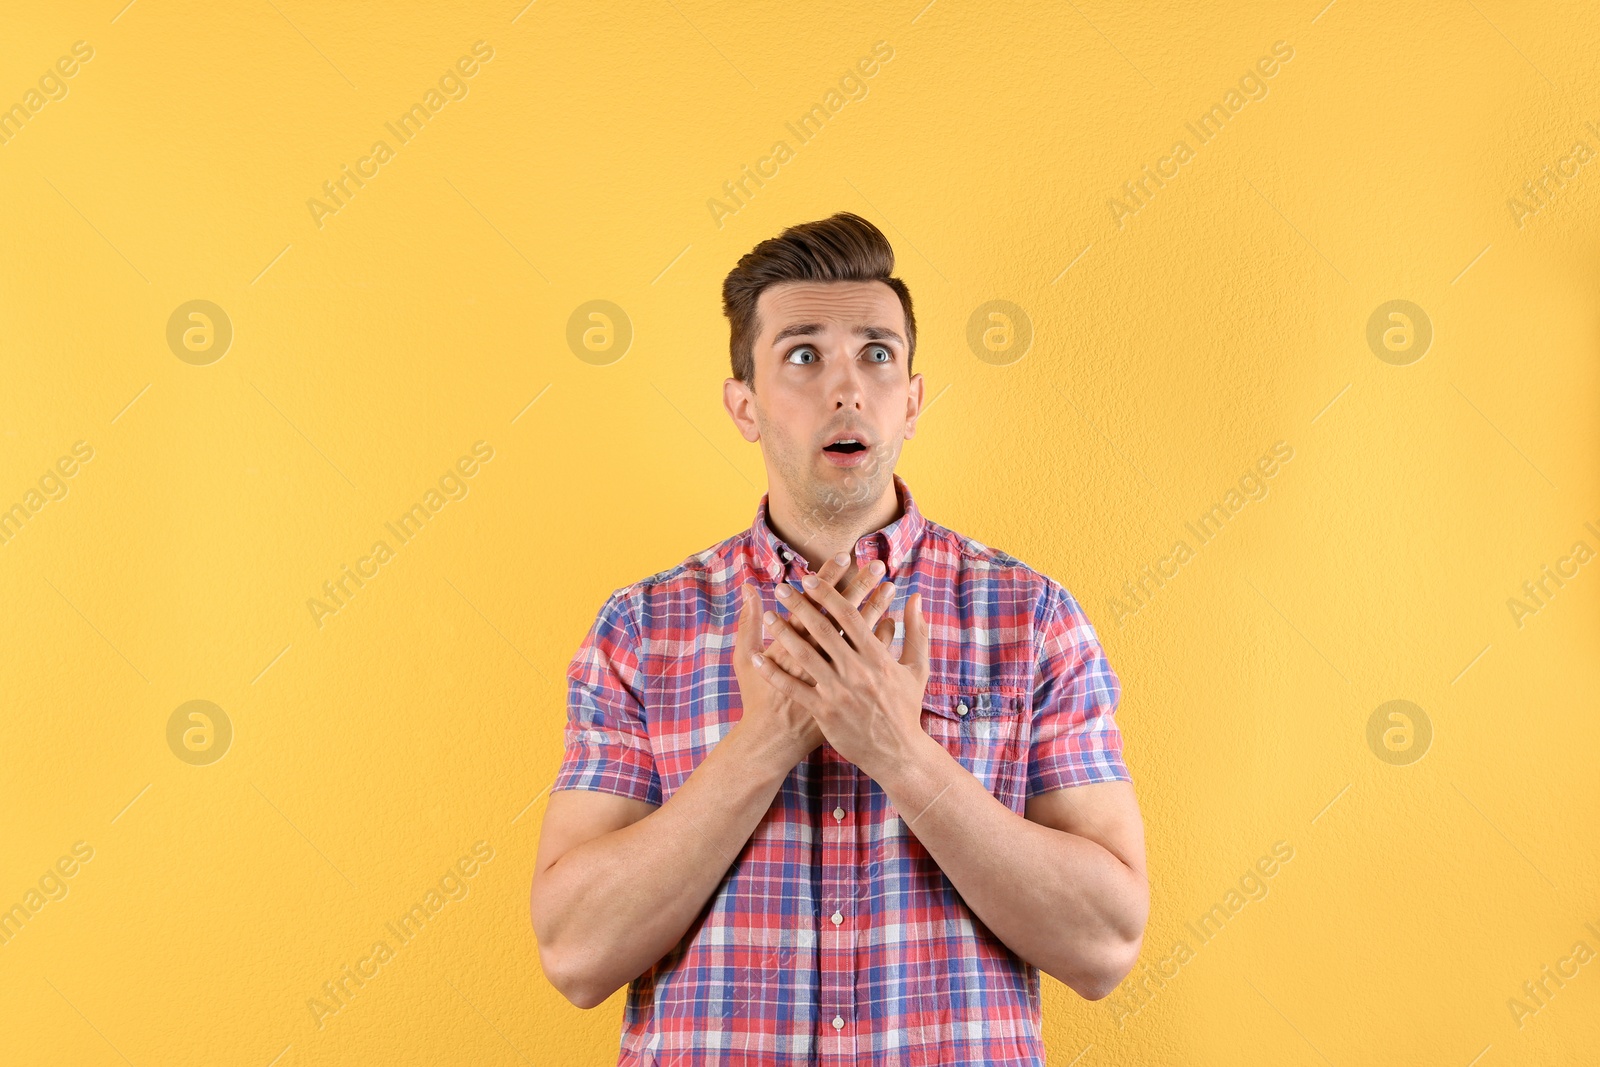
[750,564,931,781]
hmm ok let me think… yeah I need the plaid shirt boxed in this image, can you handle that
[553,473,1131,1066]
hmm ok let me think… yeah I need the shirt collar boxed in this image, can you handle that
[750,473,926,582]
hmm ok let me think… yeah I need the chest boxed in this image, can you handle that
[640,585,1039,811]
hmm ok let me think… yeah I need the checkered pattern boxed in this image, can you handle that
[553,473,1131,1066]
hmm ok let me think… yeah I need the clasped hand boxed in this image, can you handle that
[748,554,930,780]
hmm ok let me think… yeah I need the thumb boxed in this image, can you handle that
[899,592,929,674]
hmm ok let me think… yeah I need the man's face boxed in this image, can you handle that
[723,280,923,535]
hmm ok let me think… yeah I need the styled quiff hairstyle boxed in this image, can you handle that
[721,211,916,390]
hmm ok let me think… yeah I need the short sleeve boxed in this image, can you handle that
[551,589,662,805]
[1027,579,1131,797]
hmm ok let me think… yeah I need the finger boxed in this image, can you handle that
[818,575,893,648]
[838,556,885,607]
[776,556,880,658]
[900,592,930,673]
[748,561,849,682]
[735,581,758,657]
[815,553,848,590]
[858,579,895,629]
[745,583,825,684]
[760,616,818,685]
[874,614,895,648]
[798,574,875,653]
[750,649,817,708]
[763,607,833,681]
[776,555,847,649]
[777,582,854,663]
[774,580,834,647]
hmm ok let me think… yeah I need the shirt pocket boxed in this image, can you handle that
[918,686,1030,810]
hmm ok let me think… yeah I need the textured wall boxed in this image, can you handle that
[2,1,1596,1064]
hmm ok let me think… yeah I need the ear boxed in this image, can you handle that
[903,371,925,440]
[723,377,761,443]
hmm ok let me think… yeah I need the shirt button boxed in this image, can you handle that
[830,910,842,925]
[832,1016,844,1030]
[956,702,969,716]
[781,550,792,560]
[833,807,845,821]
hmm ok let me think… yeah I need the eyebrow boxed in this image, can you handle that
[770,322,906,347]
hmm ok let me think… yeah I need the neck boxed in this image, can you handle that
[766,476,902,572]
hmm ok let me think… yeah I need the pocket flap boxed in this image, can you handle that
[921,688,1027,721]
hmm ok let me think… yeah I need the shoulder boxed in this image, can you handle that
[595,526,754,641]
[921,516,1099,641]
[921,515,1057,600]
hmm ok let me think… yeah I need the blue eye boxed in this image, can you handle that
[784,345,818,364]
[866,344,893,363]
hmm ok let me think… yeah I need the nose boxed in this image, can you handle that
[827,348,865,411]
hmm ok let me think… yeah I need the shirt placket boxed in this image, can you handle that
[772,544,857,1059]
[773,534,893,1061]
[822,535,886,1064]
[818,740,858,1064]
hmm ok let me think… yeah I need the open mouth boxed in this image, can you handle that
[821,437,870,467]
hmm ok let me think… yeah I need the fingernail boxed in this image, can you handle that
[871,560,884,574]
[776,585,792,598]
[835,552,850,565]
[752,652,764,667]
[763,610,776,625]
[802,575,818,588]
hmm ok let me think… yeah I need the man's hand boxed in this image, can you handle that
[750,567,931,782]
[731,555,897,770]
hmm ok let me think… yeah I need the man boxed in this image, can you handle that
[531,212,1148,1065]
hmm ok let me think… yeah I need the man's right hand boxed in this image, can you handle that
[732,555,896,768]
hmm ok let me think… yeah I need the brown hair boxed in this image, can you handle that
[721,211,916,389]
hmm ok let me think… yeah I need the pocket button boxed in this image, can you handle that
[956,702,969,716]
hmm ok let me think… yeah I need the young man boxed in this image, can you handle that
[532,212,1148,1065]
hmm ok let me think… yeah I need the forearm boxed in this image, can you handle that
[534,723,796,1007]
[875,734,1146,998]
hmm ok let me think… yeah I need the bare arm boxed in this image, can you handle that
[533,555,888,1008]
[530,723,797,1009]
[748,571,1148,999]
[741,562,1148,1000]
[878,746,1148,1000]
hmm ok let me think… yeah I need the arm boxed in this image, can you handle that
[533,557,888,1008]
[531,723,797,1009]
[876,579,1148,998]
[875,748,1148,1000]
[752,573,1147,1000]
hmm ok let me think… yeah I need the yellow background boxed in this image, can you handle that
[2,0,1596,1063]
